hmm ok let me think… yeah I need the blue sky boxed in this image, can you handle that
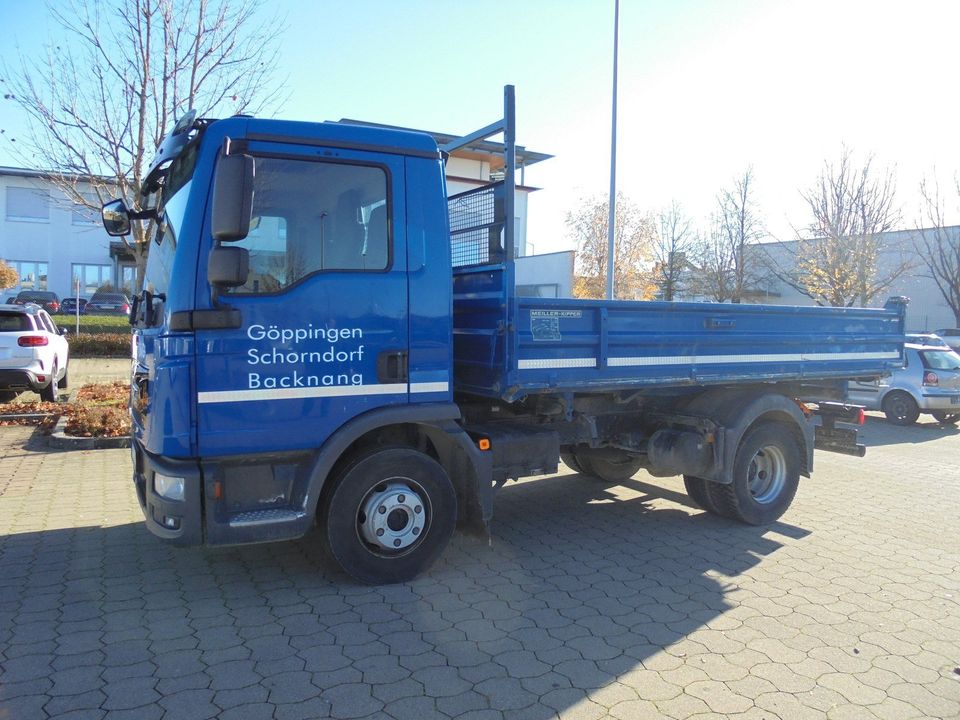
[2,0,959,252]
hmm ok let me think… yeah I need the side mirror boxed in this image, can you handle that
[211,153,255,241]
[208,246,249,288]
[102,199,132,236]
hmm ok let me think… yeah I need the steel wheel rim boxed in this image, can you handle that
[357,479,430,556]
[748,445,786,504]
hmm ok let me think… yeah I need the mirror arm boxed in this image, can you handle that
[128,208,158,221]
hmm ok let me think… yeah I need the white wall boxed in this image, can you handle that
[753,229,960,331]
[516,250,575,297]
[0,171,116,299]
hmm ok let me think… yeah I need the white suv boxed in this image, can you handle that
[0,303,70,402]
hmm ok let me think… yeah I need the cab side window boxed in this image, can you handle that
[228,157,389,294]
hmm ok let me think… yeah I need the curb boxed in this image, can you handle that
[46,417,131,450]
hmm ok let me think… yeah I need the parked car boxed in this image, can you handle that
[85,292,131,315]
[0,303,69,402]
[847,342,960,425]
[905,333,950,349]
[60,297,88,315]
[934,328,960,351]
[13,290,61,314]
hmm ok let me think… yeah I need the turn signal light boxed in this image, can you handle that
[18,336,48,347]
[478,438,491,451]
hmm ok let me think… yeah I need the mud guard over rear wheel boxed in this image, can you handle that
[707,423,801,525]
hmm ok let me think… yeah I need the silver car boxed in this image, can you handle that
[847,343,960,425]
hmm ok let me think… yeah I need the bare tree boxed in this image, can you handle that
[690,215,734,302]
[772,149,910,307]
[690,169,766,303]
[918,175,960,326]
[652,201,694,300]
[1,0,285,286]
[568,194,656,300]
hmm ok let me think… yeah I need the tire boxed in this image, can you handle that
[0,391,17,403]
[559,448,585,473]
[883,391,919,426]
[57,364,69,389]
[40,362,60,402]
[707,423,801,525]
[931,411,960,425]
[574,449,644,483]
[320,447,457,585]
[683,475,721,515]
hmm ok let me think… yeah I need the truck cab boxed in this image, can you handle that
[106,113,486,578]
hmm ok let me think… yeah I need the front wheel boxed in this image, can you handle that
[931,411,960,425]
[883,391,919,426]
[707,423,801,525]
[321,448,457,585]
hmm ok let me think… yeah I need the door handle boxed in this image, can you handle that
[377,350,408,383]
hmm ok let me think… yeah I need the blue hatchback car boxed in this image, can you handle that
[60,297,87,315]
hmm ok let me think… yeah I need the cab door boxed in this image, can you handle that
[193,145,408,456]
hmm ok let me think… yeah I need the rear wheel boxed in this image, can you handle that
[707,423,801,525]
[40,362,60,402]
[559,448,585,473]
[931,411,960,425]
[883,391,919,426]
[321,447,457,584]
[683,475,721,515]
[574,448,644,483]
[0,391,17,403]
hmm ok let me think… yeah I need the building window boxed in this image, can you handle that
[12,261,49,291]
[71,263,112,295]
[120,265,137,295]
[6,187,50,222]
[72,194,99,225]
[517,283,559,298]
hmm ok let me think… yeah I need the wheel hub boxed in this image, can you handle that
[748,445,787,504]
[358,482,427,552]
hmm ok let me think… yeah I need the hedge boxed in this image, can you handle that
[69,333,131,358]
[55,315,131,335]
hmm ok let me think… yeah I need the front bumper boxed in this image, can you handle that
[131,439,203,545]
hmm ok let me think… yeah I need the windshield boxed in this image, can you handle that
[143,178,191,300]
[920,349,960,370]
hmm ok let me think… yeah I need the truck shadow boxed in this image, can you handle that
[0,466,808,719]
[858,414,960,447]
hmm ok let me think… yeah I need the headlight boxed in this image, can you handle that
[154,472,185,501]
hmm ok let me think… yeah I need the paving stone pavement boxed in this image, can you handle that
[0,415,958,719]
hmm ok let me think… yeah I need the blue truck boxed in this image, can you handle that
[101,86,905,584]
